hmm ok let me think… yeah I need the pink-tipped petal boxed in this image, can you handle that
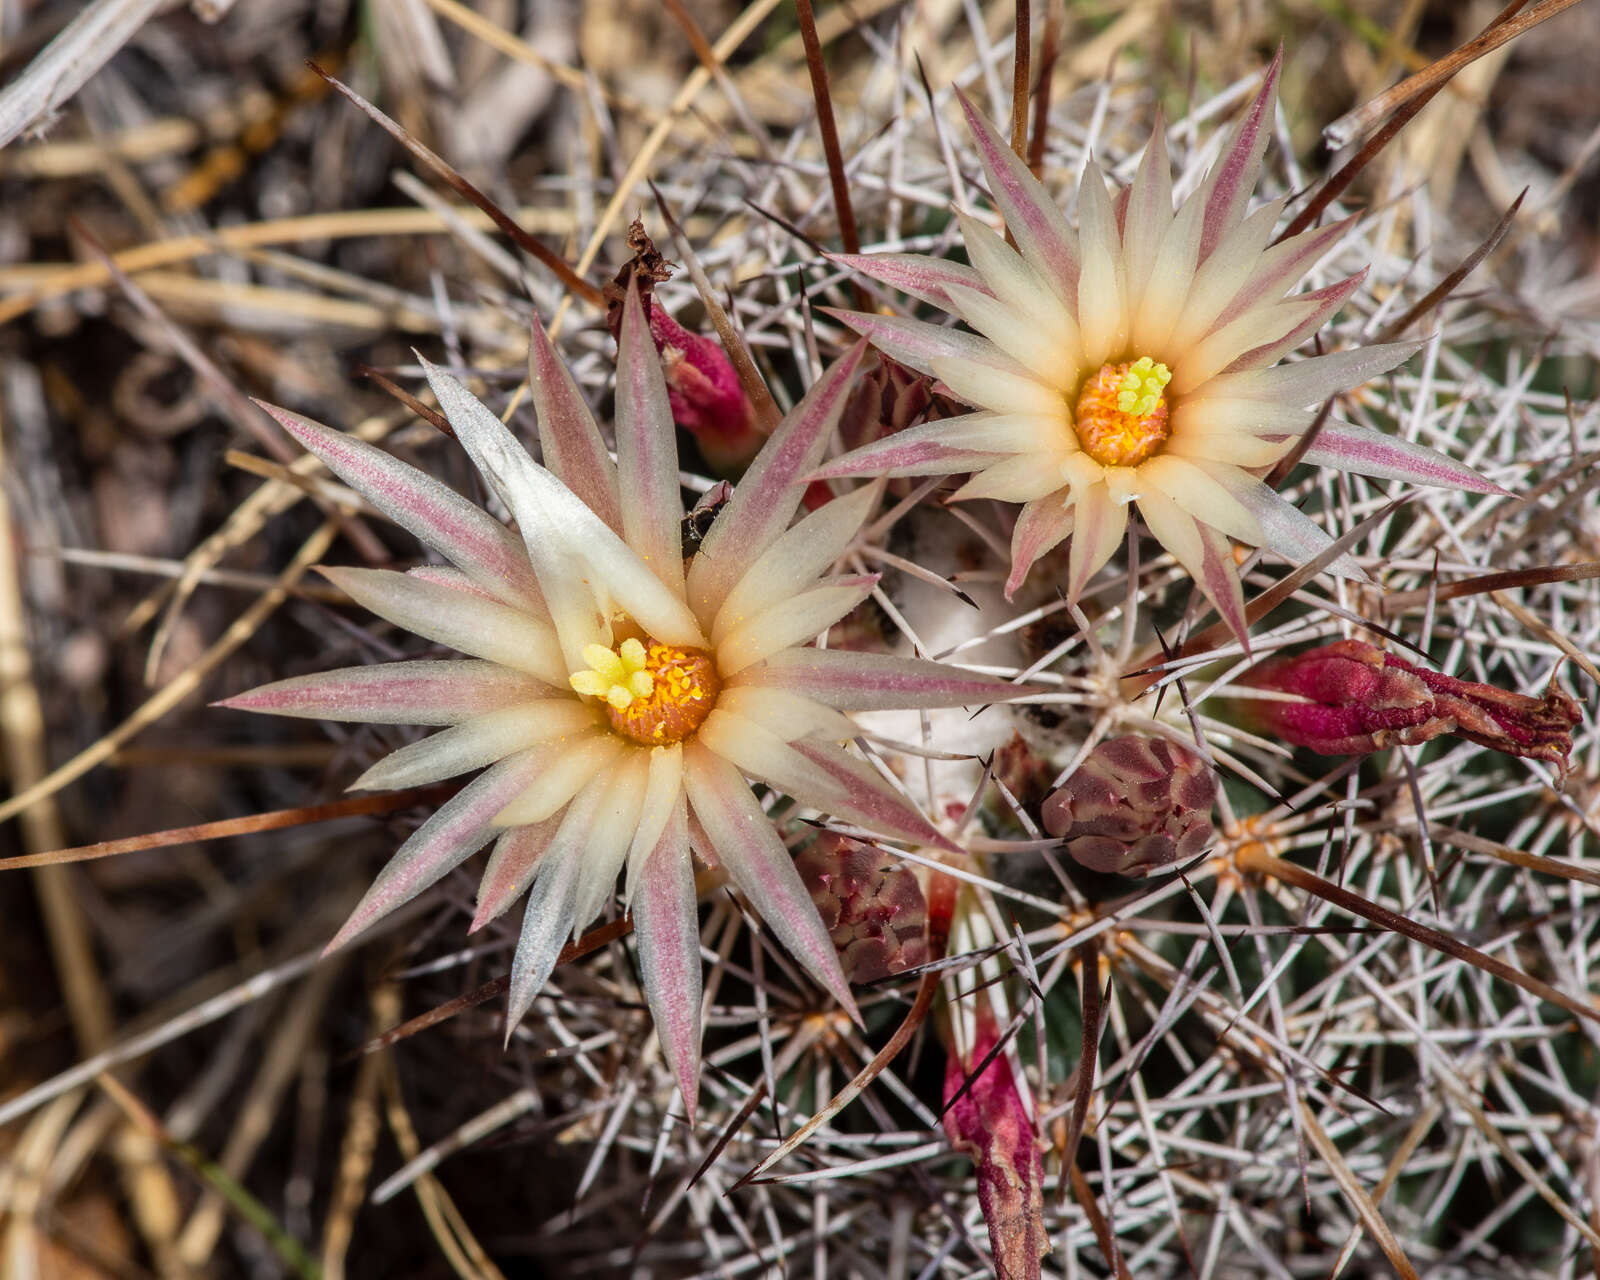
[955,89,1080,295]
[528,314,622,533]
[1300,421,1509,495]
[215,660,541,725]
[623,743,686,902]
[1007,495,1075,599]
[712,482,879,646]
[735,647,1038,711]
[1215,215,1357,328]
[1169,283,1328,395]
[810,413,1021,481]
[1195,50,1281,263]
[1065,481,1128,605]
[718,685,859,744]
[1120,111,1174,318]
[1193,520,1251,651]
[681,744,860,1023]
[1220,273,1368,375]
[788,740,958,852]
[686,343,866,621]
[569,753,651,934]
[349,701,596,793]
[256,401,541,609]
[827,252,991,309]
[1140,455,1264,545]
[1195,462,1370,580]
[1166,199,1286,354]
[1075,163,1127,367]
[1198,340,1423,408]
[820,309,1007,382]
[472,814,561,932]
[319,566,567,686]
[423,358,705,658]
[504,833,585,1036]
[617,282,688,596]
[491,733,622,827]
[630,800,702,1120]
[715,574,880,677]
[325,749,547,954]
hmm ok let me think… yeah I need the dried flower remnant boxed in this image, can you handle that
[942,1004,1049,1280]
[219,285,1034,1117]
[1236,638,1582,775]
[815,51,1503,643]
[795,832,928,984]
[1042,735,1218,877]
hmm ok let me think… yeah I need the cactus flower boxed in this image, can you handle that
[219,285,1034,1116]
[814,52,1503,644]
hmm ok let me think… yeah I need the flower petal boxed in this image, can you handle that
[616,282,688,596]
[715,574,880,677]
[1197,341,1422,408]
[788,739,957,851]
[320,566,567,686]
[623,743,685,902]
[685,343,866,622]
[821,308,998,381]
[1129,195,1204,354]
[1194,461,1369,579]
[1215,215,1357,328]
[1192,520,1250,650]
[1220,273,1367,375]
[492,732,625,827]
[504,824,587,1035]
[325,749,547,952]
[1169,286,1326,395]
[528,314,623,533]
[630,797,702,1119]
[681,743,859,1022]
[712,481,878,646]
[1075,162,1127,367]
[827,252,990,309]
[952,211,1081,369]
[1300,421,1508,494]
[257,401,541,609]
[955,89,1080,295]
[1065,480,1128,604]
[1165,198,1285,356]
[1140,455,1265,546]
[1194,50,1281,263]
[215,660,541,725]
[718,684,859,743]
[471,812,563,932]
[349,700,599,792]
[951,453,1072,503]
[942,280,1068,387]
[930,355,1068,419]
[424,358,705,661]
[569,753,651,934]
[811,413,1052,481]
[735,646,1035,710]
[1007,494,1074,599]
[1120,111,1174,320]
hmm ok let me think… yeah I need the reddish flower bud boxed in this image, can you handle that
[647,307,764,474]
[942,1006,1048,1280]
[1042,735,1217,877]
[794,833,928,984]
[1238,640,1581,776]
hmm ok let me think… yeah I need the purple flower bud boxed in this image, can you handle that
[942,1007,1048,1280]
[1239,640,1582,776]
[647,307,764,473]
[1042,735,1217,877]
[794,833,929,984]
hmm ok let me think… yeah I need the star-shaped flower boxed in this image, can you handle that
[222,287,1029,1116]
[815,53,1502,642]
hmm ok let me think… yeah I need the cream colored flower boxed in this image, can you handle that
[222,287,1030,1117]
[816,54,1500,643]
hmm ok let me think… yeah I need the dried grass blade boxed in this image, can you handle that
[1375,190,1526,344]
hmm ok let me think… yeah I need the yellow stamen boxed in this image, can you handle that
[1073,356,1173,467]
[569,637,718,745]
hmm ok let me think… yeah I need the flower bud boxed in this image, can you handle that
[647,306,764,474]
[1238,639,1581,776]
[942,1006,1048,1280]
[1042,735,1217,877]
[794,833,928,984]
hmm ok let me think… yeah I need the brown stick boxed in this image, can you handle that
[793,0,868,309]
[1010,0,1031,163]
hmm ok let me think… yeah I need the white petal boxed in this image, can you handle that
[569,753,651,935]
[1194,459,1368,579]
[715,576,879,677]
[216,660,541,726]
[629,799,701,1118]
[616,285,688,597]
[930,355,1067,418]
[1165,199,1284,355]
[1129,195,1204,355]
[622,743,686,903]
[1138,454,1264,545]
[954,211,1081,369]
[712,482,878,646]
[493,733,625,826]
[1169,291,1324,396]
[320,567,566,686]
[1120,117,1174,322]
[1074,163,1127,367]
[504,828,586,1032]
[717,684,859,744]
[349,700,600,792]
[1197,342,1422,408]
[943,281,1072,389]
[952,452,1073,503]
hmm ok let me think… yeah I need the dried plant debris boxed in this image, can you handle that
[1,2,1599,1278]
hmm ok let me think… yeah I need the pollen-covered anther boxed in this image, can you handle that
[1072,356,1173,468]
[570,637,720,745]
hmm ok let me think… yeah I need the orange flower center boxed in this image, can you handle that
[570,637,721,746]
[1072,356,1173,467]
